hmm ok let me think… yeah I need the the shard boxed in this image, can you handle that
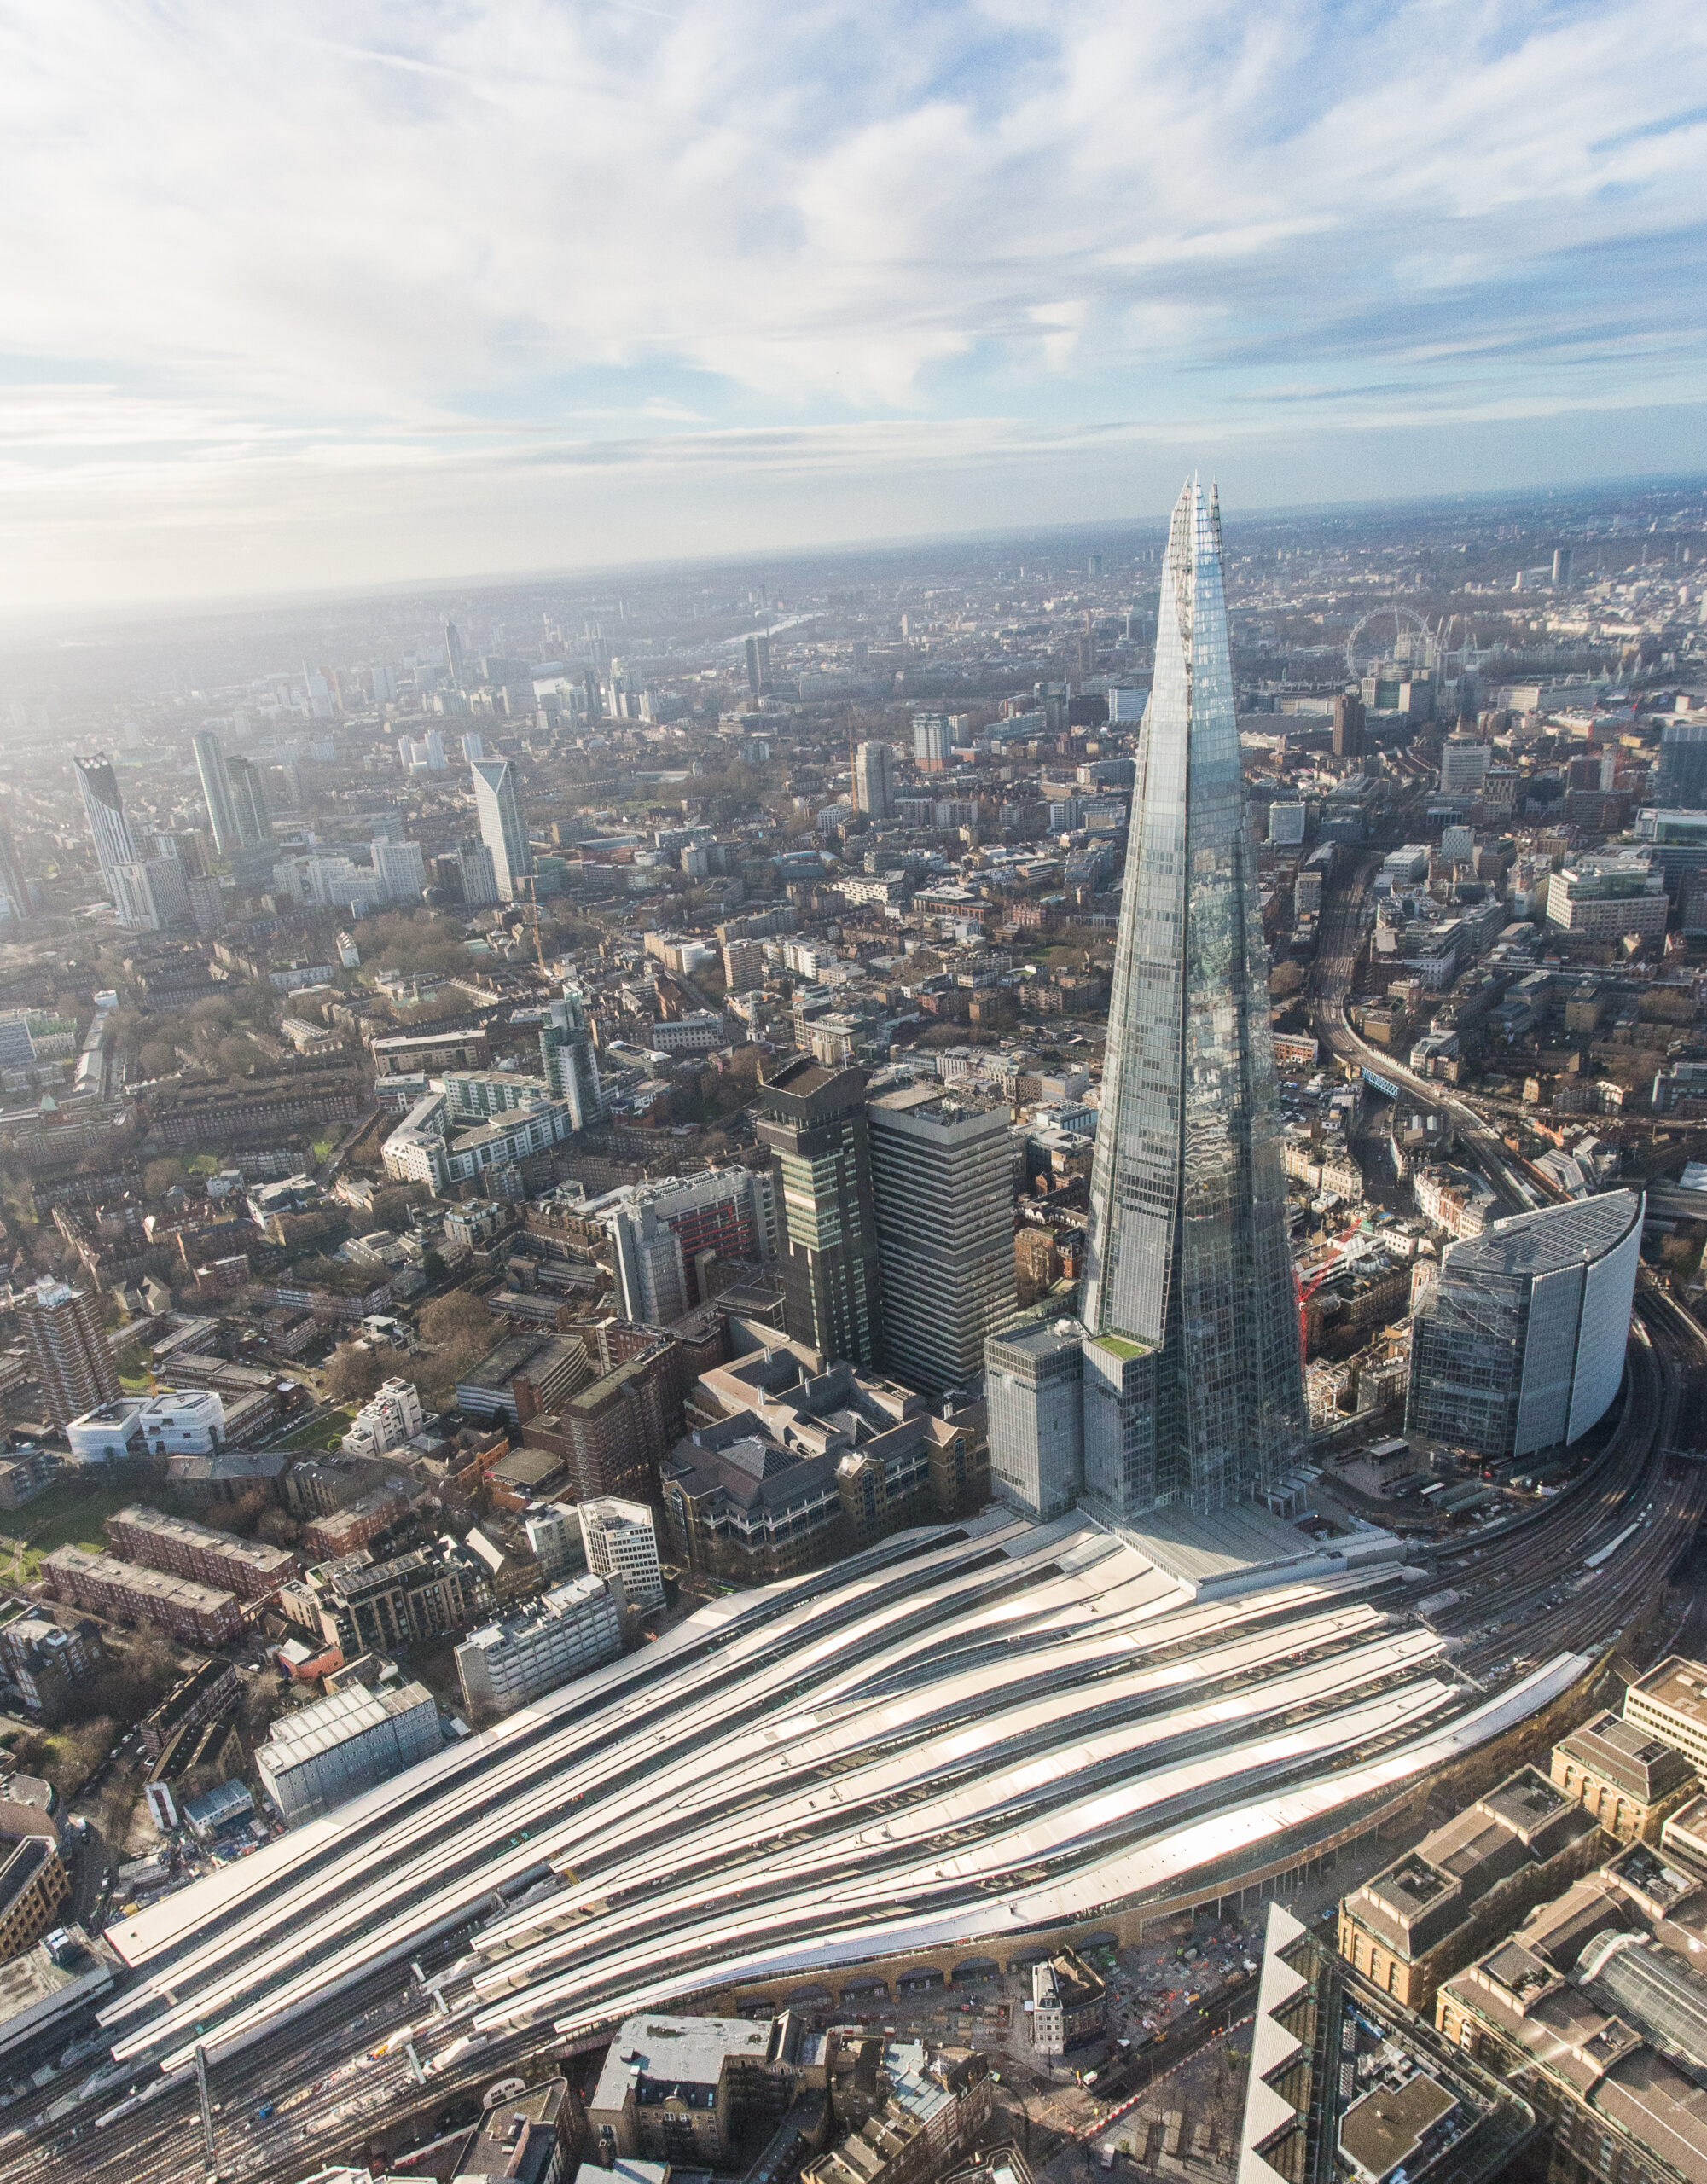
[1077,475,1306,1519]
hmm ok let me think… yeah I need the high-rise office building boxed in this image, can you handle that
[191,730,241,857]
[722,938,765,995]
[370,836,426,906]
[538,990,605,1131]
[755,1060,883,1370]
[445,621,466,686]
[439,842,499,909]
[1407,1191,1642,1462]
[913,714,952,771]
[985,1317,1085,1522]
[744,632,771,697]
[1552,547,1574,589]
[1438,736,1489,797]
[111,856,192,932]
[1656,722,1707,811]
[578,1498,665,1613]
[868,1078,1013,1395]
[72,753,137,906]
[0,810,28,923]
[21,1279,122,1428]
[602,1170,778,1326]
[854,741,895,822]
[227,755,270,850]
[1332,692,1365,760]
[1075,476,1306,1522]
[471,757,534,901]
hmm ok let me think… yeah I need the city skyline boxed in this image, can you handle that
[2,448,1705,2178]
[3,0,1704,610]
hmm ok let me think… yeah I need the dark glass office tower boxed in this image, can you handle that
[1078,477,1306,1519]
[756,1059,882,1370]
[1657,722,1707,810]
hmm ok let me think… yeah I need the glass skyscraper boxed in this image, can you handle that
[1079,477,1304,1519]
[1656,721,1707,810]
[73,752,136,890]
[471,756,534,901]
[988,477,1306,1528]
[1077,478,1305,1519]
[192,730,241,857]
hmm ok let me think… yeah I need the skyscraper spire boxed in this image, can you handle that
[1077,474,1305,1519]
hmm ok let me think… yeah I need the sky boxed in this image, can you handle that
[3,0,1707,611]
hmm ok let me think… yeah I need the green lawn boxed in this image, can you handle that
[0,1475,144,1583]
[275,1407,355,1454]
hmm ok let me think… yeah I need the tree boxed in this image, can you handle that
[217,1034,260,1077]
[419,1290,496,1350]
[323,1345,386,1405]
[144,1158,189,1199]
[371,1185,426,1234]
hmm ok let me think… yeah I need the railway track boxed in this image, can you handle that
[1405,1287,1707,1679]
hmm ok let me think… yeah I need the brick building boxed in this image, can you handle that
[104,1505,297,1604]
[42,1547,243,1647]
[148,1072,364,1149]
[521,1344,681,1504]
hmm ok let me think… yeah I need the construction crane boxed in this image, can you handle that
[515,877,549,973]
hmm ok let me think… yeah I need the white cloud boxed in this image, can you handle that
[0,0,1704,603]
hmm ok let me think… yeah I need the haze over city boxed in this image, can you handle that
[5,0,1707,609]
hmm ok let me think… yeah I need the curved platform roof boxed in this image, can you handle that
[102,1510,1586,2073]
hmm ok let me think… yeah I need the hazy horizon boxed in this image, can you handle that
[5,0,1706,613]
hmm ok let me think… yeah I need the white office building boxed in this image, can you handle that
[371,836,427,906]
[1545,850,1669,944]
[912,714,952,770]
[256,1681,440,1828]
[455,1574,624,1720]
[452,843,501,908]
[578,1500,664,1614]
[854,741,896,822]
[1438,738,1489,797]
[110,856,192,933]
[341,1379,424,1461]
[66,1389,226,1465]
